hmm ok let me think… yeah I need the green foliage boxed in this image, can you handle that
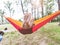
[48,0,53,2]
[0,9,5,24]
[0,9,5,15]
[4,1,15,17]
[24,0,27,3]
[19,19,22,22]
[57,16,60,21]
[4,1,12,9]
[44,0,54,15]
[51,16,60,22]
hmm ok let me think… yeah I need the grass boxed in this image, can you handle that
[0,24,14,30]
[0,22,60,45]
[40,22,60,45]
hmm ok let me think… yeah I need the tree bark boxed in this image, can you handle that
[57,0,60,26]
[21,0,24,14]
[1,15,3,24]
[40,0,44,17]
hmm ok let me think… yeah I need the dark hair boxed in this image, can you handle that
[0,31,4,36]
[4,28,7,30]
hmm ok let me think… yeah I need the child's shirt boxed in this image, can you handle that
[0,35,3,41]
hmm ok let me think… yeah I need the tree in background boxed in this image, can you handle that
[44,0,54,15]
[4,1,15,17]
[16,0,40,20]
[30,0,40,20]
[0,9,5,24]
[31,2,37,20]
[16,0,24,14]
[40,0,44,17]
[16,0,29,14]
[57,0,60,25]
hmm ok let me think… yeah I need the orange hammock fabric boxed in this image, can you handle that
[5,11,60,34]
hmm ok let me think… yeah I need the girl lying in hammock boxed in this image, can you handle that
[23,13,34,29]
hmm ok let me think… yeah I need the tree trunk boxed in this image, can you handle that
[21,0,24,14]
[1,15,4,24]
[34,8,36,20]
[40,0,44,17]
[45,0,48,15]
[9,10,12,17]
[57,0,60,26]
[58,0,60,10]
[41,5,44,17]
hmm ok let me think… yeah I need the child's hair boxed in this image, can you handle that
[4,28,7,30]
[0,31,4,36]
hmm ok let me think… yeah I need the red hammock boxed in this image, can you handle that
[5,11,60,34]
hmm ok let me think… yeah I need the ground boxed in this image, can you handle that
[0,22,60,45]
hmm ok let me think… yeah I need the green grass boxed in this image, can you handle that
[40,22,60,45]
[0,22,60,45]
[0,24,13,30]
[0,24,16,32]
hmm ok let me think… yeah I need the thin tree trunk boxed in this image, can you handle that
[40,0,44,17]
[1,15,4,24]
[58,0,60,10]
[21,0,24,14]
[34,8,36,20]
[41,6,44,17]
[46,0,48,15]
[37,8,40,19]
[57,0,60,26]
[10,11,11,17]
[1,15,3,24]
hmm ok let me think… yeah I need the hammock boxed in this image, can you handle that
[4,11,60,34]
